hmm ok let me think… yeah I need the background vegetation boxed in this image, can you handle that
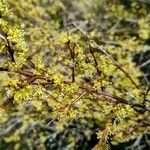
[0,0,150,149]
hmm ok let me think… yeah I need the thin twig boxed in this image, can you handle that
[68,91,87,108]
[67,39,76,82]
[139,59,150,68]
[89,43,101,76]
[46,91,87,126]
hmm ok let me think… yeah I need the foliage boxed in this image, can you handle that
[0,0,150,149]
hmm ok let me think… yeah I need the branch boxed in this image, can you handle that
[0,118,21,136]
[0,67,35,77]
[46,90,87,126]
[68,91,87,109]
[0,67,9,71]
[139,59,150,68]
[93,42,139,89]
[89,43,101,76]
[80,86,150,112]
[0,28,15,62]
[137,0,150,5]
[5,38,15,62]
[0,97,14,109]
[67,40,76,82]
[72,22,139,89]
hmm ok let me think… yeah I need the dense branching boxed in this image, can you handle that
[0,0,150,149]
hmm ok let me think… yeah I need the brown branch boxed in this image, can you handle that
[142,87,150,106]
[89,43,101,76]
[5,38,15,62]
[67,40,76,82]
[0,67,9,71]
[68,91,87,109]
[17,70,34,77]
[92,42,139,89]
[0,67,35,77]
[80,85,150,112]
[72,22,139,89]
[30,81,53,86]
[0,28,15,62]
[46,90,87,126]
[26,57,35,68]
[0,97,14,109]
[72,22,101,76]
